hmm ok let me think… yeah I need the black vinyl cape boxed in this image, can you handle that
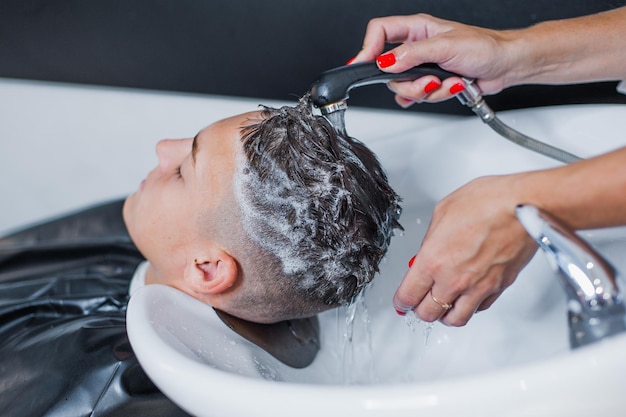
[0,199,189,417]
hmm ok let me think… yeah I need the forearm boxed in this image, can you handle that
[506,6,626,86]
[517,146,626,230]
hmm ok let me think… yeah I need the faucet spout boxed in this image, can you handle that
[515,205,626,348]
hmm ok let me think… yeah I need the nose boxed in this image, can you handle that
[156,138,192,171]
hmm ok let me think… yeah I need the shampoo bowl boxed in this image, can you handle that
[127,103,626,416]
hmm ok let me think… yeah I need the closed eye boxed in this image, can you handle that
[176,166,183,179]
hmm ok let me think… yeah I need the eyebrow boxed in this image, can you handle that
[191,133,199,167]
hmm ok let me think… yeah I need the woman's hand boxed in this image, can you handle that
[395,145,626,326]
[350,8,626,107]
[394,175,538,326]
[349,14,519,106]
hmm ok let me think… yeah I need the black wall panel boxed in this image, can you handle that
[1,0,625,114]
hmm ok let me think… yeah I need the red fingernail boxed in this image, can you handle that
[424,80,441,94]
[346,56,356,65]
[449,82,466,94]
[376,52,396,68]
[397,97,415,109]
[395,308,407,316]
[408,255,416,268]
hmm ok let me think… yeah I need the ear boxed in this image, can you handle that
[183,250,238,295]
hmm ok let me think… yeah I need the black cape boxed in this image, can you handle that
[0,199,190,417]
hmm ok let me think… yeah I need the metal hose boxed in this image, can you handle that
[486,116,582,164]
[456,79,582,164]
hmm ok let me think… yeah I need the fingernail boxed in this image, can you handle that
[408,255,416,268]
[395,308,407,316]
[397,97,415,109]
[346,56,356,65]
[376,52,396,68]
[449,82,466,94]
[424,80,441,94]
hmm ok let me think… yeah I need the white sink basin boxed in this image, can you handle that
[128,102,626,416]
[2,77,625,415]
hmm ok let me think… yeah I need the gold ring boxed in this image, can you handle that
[430,291,453,310]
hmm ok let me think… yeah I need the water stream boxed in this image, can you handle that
[324,110,347,137]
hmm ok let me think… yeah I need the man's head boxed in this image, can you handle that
[124,97,401,323]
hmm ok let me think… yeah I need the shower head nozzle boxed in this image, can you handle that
[309,62,458,114]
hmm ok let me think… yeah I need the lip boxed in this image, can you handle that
[139,179,146,191]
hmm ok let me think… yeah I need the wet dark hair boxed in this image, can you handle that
[234,95,402,311]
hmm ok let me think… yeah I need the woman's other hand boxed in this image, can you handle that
[349,14,517,106]
[394,175,538,326]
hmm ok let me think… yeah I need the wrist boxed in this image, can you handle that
[512,166,590,230]
[513,149,626,231]
[499,22,572,87]
[513,168,560,220]
[497,28,536,88]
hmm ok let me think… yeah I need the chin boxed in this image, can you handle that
[122,196,132,230]
[122,196,141,249]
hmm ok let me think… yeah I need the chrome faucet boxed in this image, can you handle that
[516,205,626,349]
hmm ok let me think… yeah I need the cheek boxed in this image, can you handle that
[125,191,172,248]
[126,176,198,258]
[142,198,195,248]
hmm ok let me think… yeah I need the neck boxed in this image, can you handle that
[213,308,320,369]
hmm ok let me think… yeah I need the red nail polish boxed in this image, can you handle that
[395,308,407,316]
[376,52,396,68]
[449,82,466,94]
[397,97,415,109]
[424,80,441,94]
[346,56,356,65]
[408,255,416,268]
